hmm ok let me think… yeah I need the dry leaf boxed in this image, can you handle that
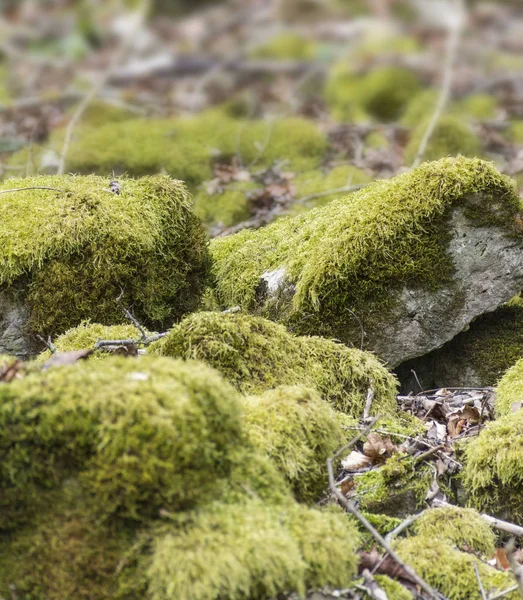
[496,548,510,570]
[341,479,356,496]
[341,451,373,471]
[363,433,397,464]
[43,349,92,369]
[359,548,417,585]
[0,359,23,383]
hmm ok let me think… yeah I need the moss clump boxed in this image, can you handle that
[414,506,496,556]
[62,113,326,186]
[401,89,439,128]
[396,536,516,600]
[462,408,523,520]
[453,94,497,120]
[194,182,256,228]
[250,32,316,60]
[367,576,412,600]
[365,130,389,150]
[209,157,519,348]
[509,120,523,144]
[354,454,433,517]
[293,165,372,209]
[243,385,346,502]
[325,64,421,122]
[67,99,138,127]
[37,320,153,360]
[147,501,360,600]
[149,311,398,416]
[0,356,245,525]
[404,116,482,164]
[0,174,209,337]
[497,356,523,416]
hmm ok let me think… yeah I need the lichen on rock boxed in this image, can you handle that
[149,311,398,416]
[209,157,523,367]
[0,174,209,353]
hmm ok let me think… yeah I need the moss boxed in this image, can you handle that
[250,32,316,60]
[462,409,523,520]
[325,64,421,122]
[62,113,326,186]
[355,454,433,516]
[404,116,482,164]
[497,356,523,416]
[453,94,497,121]
[395,536,516,600]
[67,99,137,127]
[147,500,360,600]
[365,130,389,150]
[149,311,398,417]
[293,165,373,209]
[194,182,256,228]
[509,120,523,144]
[365,576,412,600]
[209,157,519,348]
[0,174,209,337]
[37,320,153,360]
[0,356,245,525]
[362,512,402,537]
[243,385,346,502]
[414,506,496,556]
[401,89,439,128]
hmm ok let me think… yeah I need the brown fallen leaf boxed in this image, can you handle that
[359,547,418,585]
[42,349,92,369]
[341,450,373,471]
[496,548,510,570]
[0,359,23,383]
[363,433,398,464]
[340,479,356,496]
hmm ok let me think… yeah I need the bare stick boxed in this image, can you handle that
[413,444,446,465]
[385,512,424,543]
[0,186,64,196]
[474,564,488,600]
[295,182,368,205]
[489,584,520,600]
[410,0,465,169]
[94,332,166,350]
[116,291,148,342]
[361,569,389,600]
[506,539,523,599]
[57,1,150,174]
[363,386,375,420]
[36,335,57,355]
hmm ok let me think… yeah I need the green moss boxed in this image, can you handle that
[243,385,346,502]
[365,576,412,600]
[355,454,433,516]
[0,174,209,337]
[404,116,482,164]
[61,113,326,186]
[462,409,523,520]
[0,356,245,525]
[147,500,360,600]
[326,64,421,122]
[395,536,516,600]
[67,99,138,127]
[453,94,497,121]
[194,182,256,228]
[250,32,316,60]
[509,120,523,144]
[37,320,153,361]
[365,130,389,150]
[209,157,519,348]
[414,506,496,556]
[149,311,398,416]
[401,89,439,128]
[497,356,523,416]
[293,165,372,209]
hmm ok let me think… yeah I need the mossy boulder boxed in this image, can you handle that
[147,501,360,600]
[496,355,523,416]
[243,385,346,502]
[0,174,209,355]
[396,304,523,391]
[404,116,482,164]
[0,355,245,526]
[462,405,523,520]
[325,64,421,122]
[209,157,523,367]
[395,536,516,600]
[149,311,398,416]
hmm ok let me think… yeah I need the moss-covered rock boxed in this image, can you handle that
[0,356,245,525]
[414,506,496,556]
[497,355,523,416]
[0,174,209,350]
[61,113,326,186]
[396,536,516,600]
[243,385,346,502]
[404,116,482,164]
[325,64,421,122]
[462,407,523,520]
[147,501,360,600]
[149,311,398,416]
[209,157,522,367]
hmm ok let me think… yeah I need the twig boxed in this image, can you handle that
[489,584,520,600]
[410,0,465,169]
[57,1,150,174]
[94,332,166,350]
[116,291,148,342]
[327,427,444,600]
[413,444,446,465]
[505,539,523,599]
[0,186,64,196]
[385,513,423,543]
[363,386,375,421]
[36,335,57,355]
[361,569,389,600]
[474,563,488,600]
[295,182,368,205]
[411,369,424,393]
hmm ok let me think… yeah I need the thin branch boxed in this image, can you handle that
[474,563,488,600]
[36,335,57,355]
[57,1,150,175]
[295,182,368,205]
[489,584,520,600]
[410,0,465,169]
[505,539,523,599]
[361,569,389,600]
[94,332,166,350]
[413,444,446,465]
[0,186,64,196]
[363,386,375,421]
[116,291,148,342]
[385,513,423,543]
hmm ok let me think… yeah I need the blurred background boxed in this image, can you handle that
[1,0,523,234]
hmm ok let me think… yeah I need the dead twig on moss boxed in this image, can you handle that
[0,186,64,196]
[295,182,368,205]
[36,334,57,355]
[93,332,166,350]
[363,386,375,421]
[410,0,465,169]
[327,419,444,600]
[489,584,520,600]
[385,513,424,543]
[473,564,488,600]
